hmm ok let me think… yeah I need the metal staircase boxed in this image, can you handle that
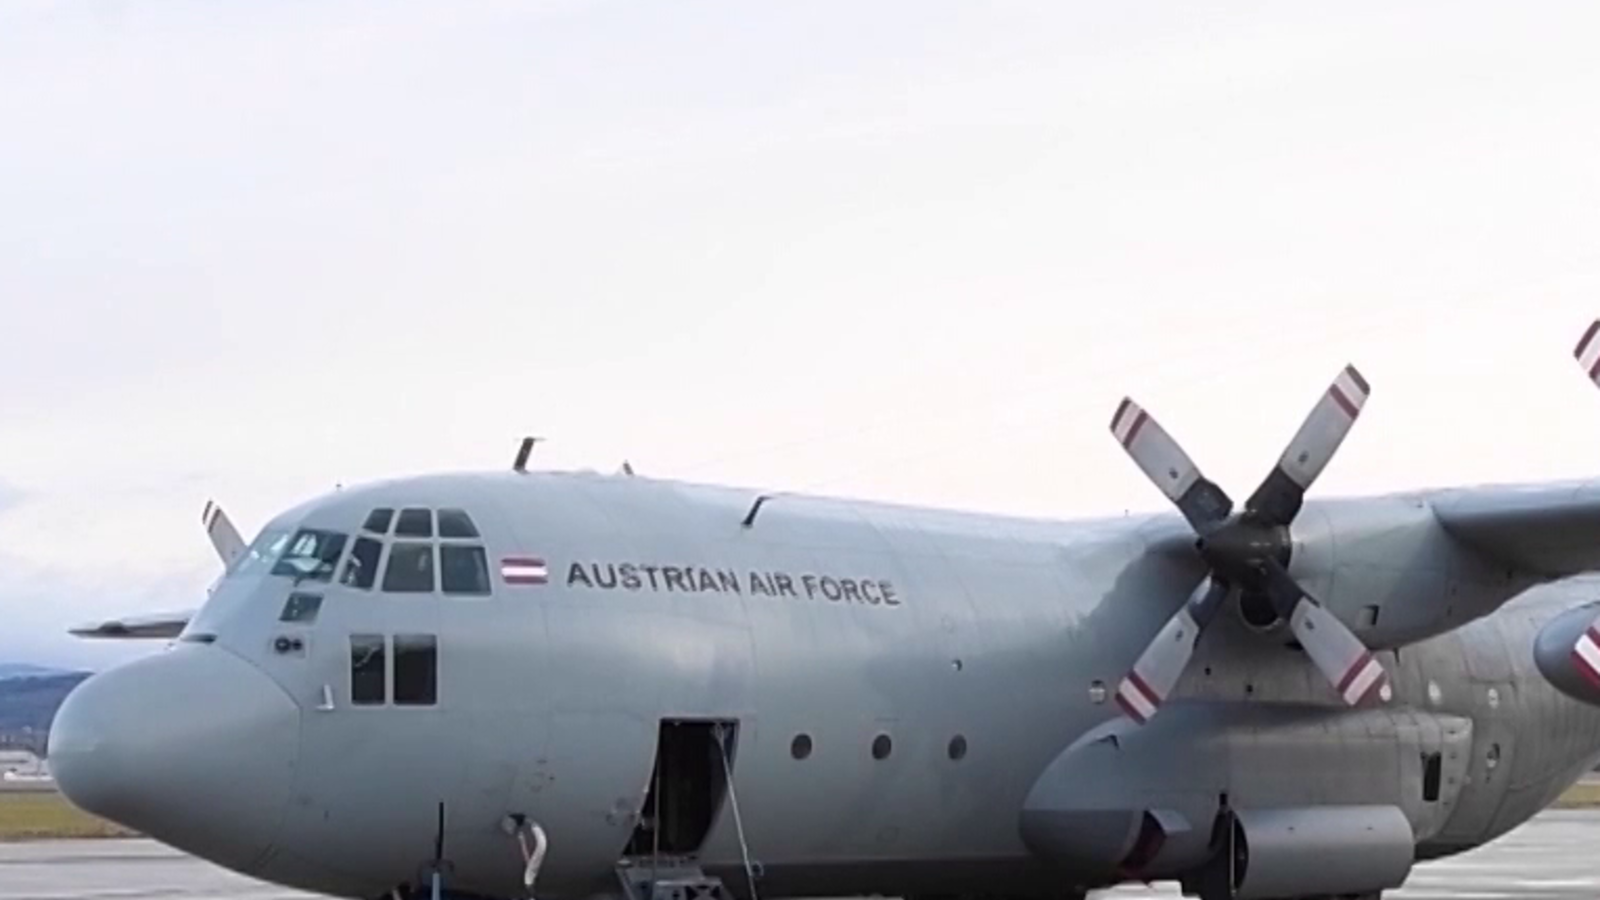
[616,859,734,900]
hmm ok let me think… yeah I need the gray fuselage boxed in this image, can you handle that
[46,470,1600,900]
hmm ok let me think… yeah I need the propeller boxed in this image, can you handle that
[1110,365,1386,723]
[1560,319,1600,684]
[202,500,247,568]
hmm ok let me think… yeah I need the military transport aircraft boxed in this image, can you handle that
[44,323,1600,900]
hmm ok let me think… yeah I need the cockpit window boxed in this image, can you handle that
[437,508,480,539]
[363,508,394,535]
[395,508,433,538]
[440,545,491,595]
[271,529,348,582]
[232,528,290,577]
[341,537,383,590]
[382,542,435,593]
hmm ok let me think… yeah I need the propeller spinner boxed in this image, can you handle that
[1110,366,1386,723]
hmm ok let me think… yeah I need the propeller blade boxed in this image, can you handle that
[1259,560,1386,705]
[202,500,246,568]
[1116,577,1230,724]
[1244,365,1371,526]
[1575,320,1600,387]
[1110,399,1233,530]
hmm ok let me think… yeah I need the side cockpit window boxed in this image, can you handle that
[440,545,490,596]
[341,536,383,590]
[271,529,348,583]
[383,542,435,593]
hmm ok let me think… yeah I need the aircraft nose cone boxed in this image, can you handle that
[49,645,300,873]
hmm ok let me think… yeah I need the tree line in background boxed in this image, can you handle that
[0,674,89,756]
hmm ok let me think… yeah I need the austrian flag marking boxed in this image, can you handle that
[501,557,549,585]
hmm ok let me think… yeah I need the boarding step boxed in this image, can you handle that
[616,859,734,900]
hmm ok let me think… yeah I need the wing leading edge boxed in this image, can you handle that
[68,610,193,640]
[1432,480,1600,578]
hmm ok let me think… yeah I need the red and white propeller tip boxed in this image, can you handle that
[1274,365,1370,490]
[1111,399,1202,505]
[1571,623,1600,689]
[1576,320,1600,386]
[1114,605,1202,724]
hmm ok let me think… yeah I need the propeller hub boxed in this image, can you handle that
[1195,517,1289,585]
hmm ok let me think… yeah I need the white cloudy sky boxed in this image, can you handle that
[5,2,1600,668]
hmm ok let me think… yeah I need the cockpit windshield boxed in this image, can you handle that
[231,528,291,578]
[270,528,349,582]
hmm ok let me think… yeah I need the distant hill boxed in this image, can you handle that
[0,672,91,750]
[0,664,74,681]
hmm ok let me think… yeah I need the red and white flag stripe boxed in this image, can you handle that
[1115,673,1160,724]
[1336,651,1386,705]
[501,557,549,585]
[1575,321,1600,385]
[1328,365,1371,420]
[1573,624,1600,688]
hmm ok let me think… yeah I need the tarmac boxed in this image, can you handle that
[3,810,1600,900]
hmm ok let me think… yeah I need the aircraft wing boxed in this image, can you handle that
[1432,479,1600,578]
[68,610,193,640]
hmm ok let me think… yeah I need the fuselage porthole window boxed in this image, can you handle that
[341,537,383,590]
[395,508,433,538]
[362,508,394,535]
[440,545,491,596]
[271,529,349,583]
[393,634,438,706]
[383,543,436,593]
[350,635,387,705]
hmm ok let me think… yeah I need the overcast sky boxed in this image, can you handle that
[5,2,1600,668]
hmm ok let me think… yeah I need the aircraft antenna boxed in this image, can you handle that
[513,437,543,473]
[428,801,448,900]
[741,494,774,528]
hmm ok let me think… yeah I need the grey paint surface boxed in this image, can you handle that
[11,810,1600,900]
[44,471,1600,899]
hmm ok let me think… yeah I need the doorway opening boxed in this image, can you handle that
[626,719,738,858]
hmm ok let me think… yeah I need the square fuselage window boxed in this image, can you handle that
[394,634,438,706]
[350,635,387,705]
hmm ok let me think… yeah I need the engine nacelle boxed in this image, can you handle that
[1019,703,1466,888]
[1224,806,1413,899]
[1533,601,1600,705]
